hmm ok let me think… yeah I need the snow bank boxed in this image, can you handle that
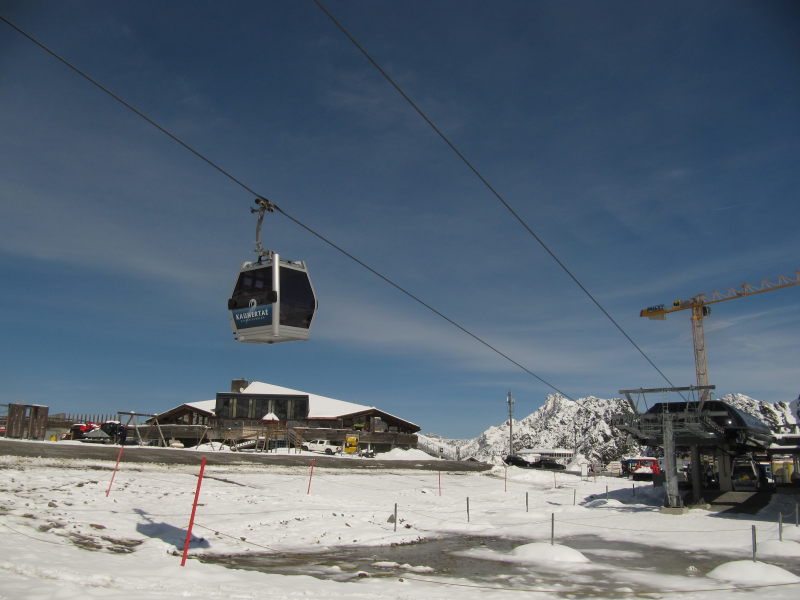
[510,542,590,563]
[707,560,800,585]
[376,447,436,460]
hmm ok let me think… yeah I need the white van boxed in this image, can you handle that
[302,439,342,455]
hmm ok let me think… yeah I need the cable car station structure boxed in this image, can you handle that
[613,386,778,509]
[616,270,800,509]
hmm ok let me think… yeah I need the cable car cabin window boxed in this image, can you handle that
[230,266,274,310]
[280,266,316,328]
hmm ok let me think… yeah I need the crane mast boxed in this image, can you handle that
[641,270,799,404]
[690,304,710,400]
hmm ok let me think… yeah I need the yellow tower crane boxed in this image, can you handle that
[641,270,800,404]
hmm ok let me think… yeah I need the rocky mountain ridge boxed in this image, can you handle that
[419,393,799,465]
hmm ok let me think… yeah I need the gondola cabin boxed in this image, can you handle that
[228,252,317,343]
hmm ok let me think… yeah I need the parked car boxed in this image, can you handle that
[503,454,534,468]
[301,439,342,455]
[621,457,662,480]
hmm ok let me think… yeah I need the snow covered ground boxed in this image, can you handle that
[1,447,799,599]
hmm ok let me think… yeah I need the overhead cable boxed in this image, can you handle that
[0,14,573,400]
[312,0,680,391]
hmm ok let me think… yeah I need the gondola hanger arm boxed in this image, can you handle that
[251,197,276,260]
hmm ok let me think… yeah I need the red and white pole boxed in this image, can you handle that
[180,456,207,566]
[105,445,125,497]
[307,458,316,495]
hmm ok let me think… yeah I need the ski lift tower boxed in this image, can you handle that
[615,385,716,510]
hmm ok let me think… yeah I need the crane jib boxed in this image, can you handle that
[639,269,799,395]
[641,270,800,318]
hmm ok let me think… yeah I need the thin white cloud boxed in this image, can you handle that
[313,289,643,385]
[0,180,222,287]
[601,251,800,305]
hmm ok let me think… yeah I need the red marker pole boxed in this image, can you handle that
[307,458,316,495]
[105,445,125,497]
[181,457,207,566]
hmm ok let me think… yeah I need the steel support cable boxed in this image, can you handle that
[0,521,69,546]
[275,205,571,397]
[0,17,261,200]
[0,15,569,399]
[312,0,680,391]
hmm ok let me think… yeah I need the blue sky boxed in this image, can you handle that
[1,1,798,438]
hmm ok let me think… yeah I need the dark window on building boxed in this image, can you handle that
[215,393,309,421]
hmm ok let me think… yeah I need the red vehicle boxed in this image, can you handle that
[68,422,101,440]
[621,457,662,480]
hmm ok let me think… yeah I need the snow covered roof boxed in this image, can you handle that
[151,399,216,421]
[243,381,374,419]
[243,381,419,427]
[155,383,417,428]
[184,400,216,414]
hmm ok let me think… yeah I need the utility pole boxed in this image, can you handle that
[507,391,514,456]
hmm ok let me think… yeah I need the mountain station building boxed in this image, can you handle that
[150,380,420,453]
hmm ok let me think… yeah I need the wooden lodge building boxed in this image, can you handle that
[150,379,420,452]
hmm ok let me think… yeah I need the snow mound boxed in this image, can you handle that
[584,498,627,508]
[510,542,590,564]
[377,448,436,460]
[707,560,800,585]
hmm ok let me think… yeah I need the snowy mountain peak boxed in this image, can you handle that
[716,393,798,432]
[421,395,638,465]
[423,392,798,465]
